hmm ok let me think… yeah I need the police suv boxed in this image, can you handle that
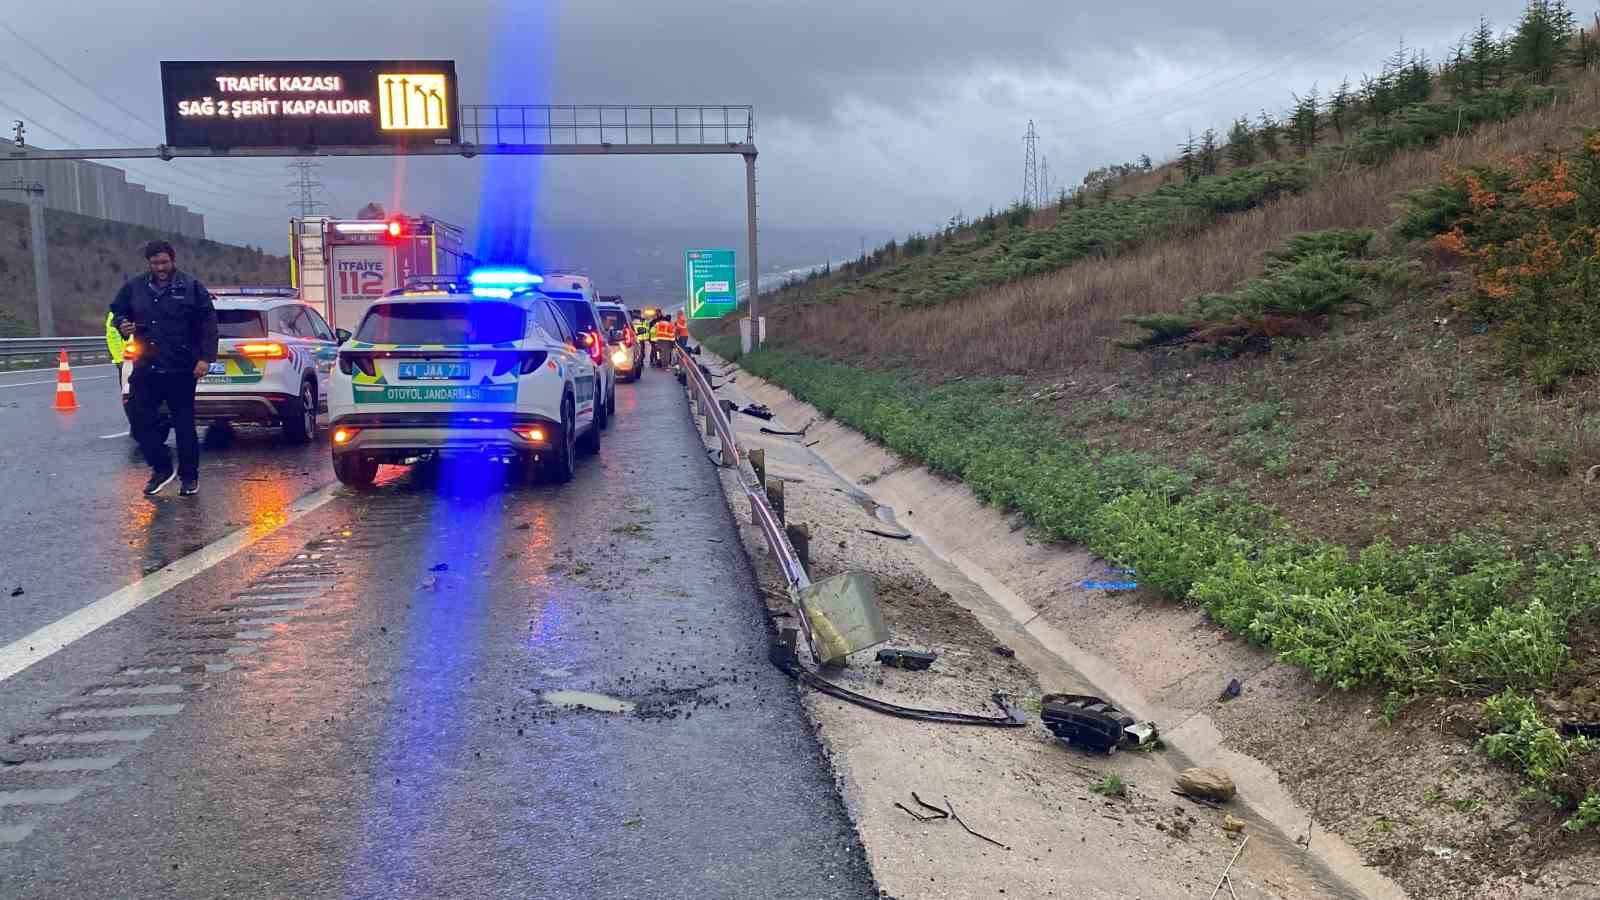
[325,270,602,488]
[121,286,339,444]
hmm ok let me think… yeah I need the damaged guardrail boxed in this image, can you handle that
[675,345,1028,729]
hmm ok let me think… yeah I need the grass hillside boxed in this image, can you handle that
[0,200,288,337]
[709,3,1600,885]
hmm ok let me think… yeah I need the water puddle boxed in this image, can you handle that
[18,728,154,745]
[0,788,82,806]
[540,667,574,678]
[231,590,324,602]
[0,824,35,844]
[541,690,634,714]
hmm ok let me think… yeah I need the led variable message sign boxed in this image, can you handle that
[160,60,459,149]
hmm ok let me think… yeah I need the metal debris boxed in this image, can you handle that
[875,648,937,671]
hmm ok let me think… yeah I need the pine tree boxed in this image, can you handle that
[1198,127,1221,176]
[1226,117,1257,168]
[1398,50,1432,104]
[1361,70,1396,124]
[1447,37,1473,97]
[1288,88,1320,156]
[1178,130,1199,182]
[1471,17,1499,91]
[1138,153,1153,171]
[1512,0,1577,84]
[1329,78,1354,139]
[1256,111,1282,159]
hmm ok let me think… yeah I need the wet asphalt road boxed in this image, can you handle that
[0,364,874,898]
[0,364,330,646]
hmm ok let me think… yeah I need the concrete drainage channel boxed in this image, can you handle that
[0,501,429,846]
[688,352,1410,900]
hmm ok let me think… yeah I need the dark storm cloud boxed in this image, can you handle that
[3,0,1538,251]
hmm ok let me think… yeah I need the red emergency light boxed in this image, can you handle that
[386,218,406,239]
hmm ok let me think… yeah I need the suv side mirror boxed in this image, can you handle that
[335,328,352,343]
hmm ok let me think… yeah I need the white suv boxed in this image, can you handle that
[541,273,618,428]
[121,287,338,444]
[325,275,601,488]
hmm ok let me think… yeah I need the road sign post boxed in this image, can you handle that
[686,249,737,323]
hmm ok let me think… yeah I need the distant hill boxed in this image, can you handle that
[0,200,289,337]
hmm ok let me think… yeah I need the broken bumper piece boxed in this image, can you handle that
[1040,693,1160,754]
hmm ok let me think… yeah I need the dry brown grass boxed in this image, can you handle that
[771,70,1600,381]
[746,71,1600,556]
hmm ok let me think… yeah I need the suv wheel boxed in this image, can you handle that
[578,400,602,456]
[333,453,378,488]
[283,379,317,445]
[540,396,576,483]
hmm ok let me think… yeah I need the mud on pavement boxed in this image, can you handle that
[694,362,1385,900]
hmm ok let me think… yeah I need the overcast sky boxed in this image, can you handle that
[0,0,1542,263]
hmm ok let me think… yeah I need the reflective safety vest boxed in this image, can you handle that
[674,314,688,337]
[105,311,126,362]
[633,320,649,339]
[651,320,676,341]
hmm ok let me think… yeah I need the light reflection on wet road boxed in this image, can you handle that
[0,370,874,898]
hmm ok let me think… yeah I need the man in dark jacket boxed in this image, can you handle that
[110,240,218,496]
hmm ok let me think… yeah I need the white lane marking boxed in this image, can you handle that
[0,482,340,685]
[0,375,111,389]
[52,704,184,720]
[18,728,153,745]
[0,824,36,844]
[98,430,131,439]
[87,683,202,697]
[0,788,82,806]
[9,755,125,773]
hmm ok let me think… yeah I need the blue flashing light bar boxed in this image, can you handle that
[468,268,544,288]
[471,287,516,299]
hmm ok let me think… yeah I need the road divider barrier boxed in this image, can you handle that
[674,345,1028,728]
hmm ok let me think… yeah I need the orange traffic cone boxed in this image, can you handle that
[53,349,78,411]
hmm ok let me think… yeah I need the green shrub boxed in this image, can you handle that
[1565,790,1600,833]
[1477,689,1581,787]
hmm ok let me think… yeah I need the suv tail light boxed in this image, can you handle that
[580,330,604,365]
[338,353,376,377]
[621,327,635,347]
[238,342,287,360]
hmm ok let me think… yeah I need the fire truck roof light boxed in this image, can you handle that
[468,268,544,287]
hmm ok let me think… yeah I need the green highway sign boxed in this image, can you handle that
[686,249,737,320]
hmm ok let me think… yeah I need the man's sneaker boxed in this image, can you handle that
[144,470,176,496]
[179,480,199,497]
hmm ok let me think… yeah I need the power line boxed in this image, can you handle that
[0,22,278,181]
[0,100,282,224]
[1094,0,1409,131]
[0,60,286,203]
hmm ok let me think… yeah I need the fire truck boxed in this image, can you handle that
[288,213,470,331]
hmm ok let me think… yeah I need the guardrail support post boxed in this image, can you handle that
[705,412,716,438]
[749,448,766,487]
[785,522,810,575]
[720,398,737,419]
[766,478,785,524]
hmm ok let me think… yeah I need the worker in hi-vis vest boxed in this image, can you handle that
[105,311,134,425]
[649,313,676,368]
